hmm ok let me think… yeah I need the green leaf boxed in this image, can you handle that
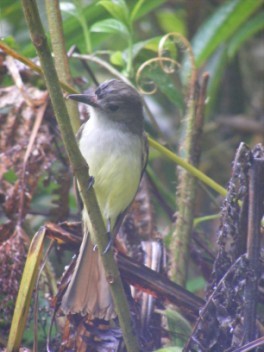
[98,0,129,27]
[227,11,264,58]
[186,276,206,292]
[3,169,18,183]
[131,0,145,21]
[182,0,264,80]
[203,46,228,118]
[60,1,77,17]
[132,0,166,20]
[205,12,264,117]
[143,69,184,111]
[156,10,187,36]
[165,309,192,346]
[110,51,125,66]
[91,18,129,37]
[131,36,161,59]
[131,36,177,60]
[153,72,184,111]
[193,0,264,66]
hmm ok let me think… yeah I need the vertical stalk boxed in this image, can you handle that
[126,35,133,77]
[45,0,80,133]
[243,156,264,343]
[171,73,209,286]
[74,0,92,53]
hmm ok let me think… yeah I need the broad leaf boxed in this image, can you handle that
[228,11,264,58]
[132,0,166,21]
[110,51,125,66]
[91,18,129,37]
[60,1,77,17]
[98,0,129,27]
[182,0,264,80]
[131,36,161,59]
[143,69,184,111]
[156,10,186,36]
[192,0,264,67]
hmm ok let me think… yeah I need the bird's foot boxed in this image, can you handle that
[103,232,114,254]
[103,218,114,254]
[88,176,95,190]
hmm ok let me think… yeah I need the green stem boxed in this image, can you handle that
[193,213,220,227]
[131,0,145,21]
[74,0,92,53]
[45,0,80,133]
[126,35,133,77]
[148,136,227,197]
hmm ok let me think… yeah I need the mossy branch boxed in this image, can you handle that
[171,71,208,286]
[18,1,141,351]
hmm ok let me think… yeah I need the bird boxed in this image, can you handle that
[61,79,148,319]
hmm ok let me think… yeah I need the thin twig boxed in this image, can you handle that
[18,97,48,227]
[0,41,76,94]
[68,45,99,86]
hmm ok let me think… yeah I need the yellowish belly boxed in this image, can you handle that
[79,126,142,229]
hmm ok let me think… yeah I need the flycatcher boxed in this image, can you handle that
[61,79,148,319]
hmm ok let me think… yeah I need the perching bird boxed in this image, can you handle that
[61,79,148,319]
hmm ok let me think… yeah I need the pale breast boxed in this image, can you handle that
[79,121,142,227]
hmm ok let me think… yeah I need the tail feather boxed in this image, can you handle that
[61,232,115,319]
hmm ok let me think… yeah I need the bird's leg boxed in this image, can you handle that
[103,218,114,254]
[87,176,95,190]
[88,176,96,250]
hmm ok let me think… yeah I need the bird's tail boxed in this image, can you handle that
[61,230,115,320]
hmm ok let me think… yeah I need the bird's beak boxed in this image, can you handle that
[68,91,98,107]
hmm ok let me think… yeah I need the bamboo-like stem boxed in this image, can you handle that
[45,0,80,133]
[148,138,227,197]
[17,2,141,352]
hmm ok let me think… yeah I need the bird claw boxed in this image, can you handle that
[103,232,114,254]
[88,176,95,190]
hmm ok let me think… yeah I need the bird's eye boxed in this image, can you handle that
[95,87,103,99]
[108,104,119,112]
